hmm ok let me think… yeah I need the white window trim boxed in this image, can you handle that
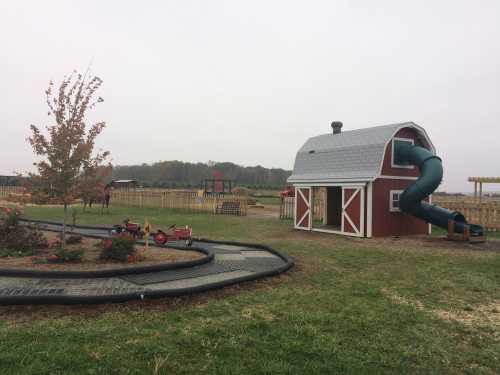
[379,175,418,181]
[389,190,404,212]
[376,123,436,177]
[391,137,415,169]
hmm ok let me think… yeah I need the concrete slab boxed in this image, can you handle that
[147,270,254,290]
[215,253,246,261]
[213,245,248,251]
[242,251,279,259]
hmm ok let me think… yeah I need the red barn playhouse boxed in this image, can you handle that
[287,122,435,238]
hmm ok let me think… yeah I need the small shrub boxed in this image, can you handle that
[4,209,19,227]
[47,238,62,249]
[102,238,113,251]
[0,211,46,256]
[0,248,33,258]
[66,234,83,244]
[54,247,84,263]
[32,257,48,264]
[100,236,136,261]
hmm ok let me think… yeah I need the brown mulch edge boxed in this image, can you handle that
[0,246,213,279]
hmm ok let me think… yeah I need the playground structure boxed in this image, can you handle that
[394,140,483,240]
[287,122,484,240]
[200,169,234,195]
[468,177,500,202]
[201,178,233,195]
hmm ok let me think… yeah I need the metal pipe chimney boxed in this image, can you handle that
[331,121,343,134]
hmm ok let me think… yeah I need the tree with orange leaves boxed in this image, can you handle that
[28,71,110,247]
[79,164,112,211]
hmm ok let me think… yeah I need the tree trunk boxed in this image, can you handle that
[62,202,68,249]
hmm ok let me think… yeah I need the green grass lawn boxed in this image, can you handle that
[1,204,499,374]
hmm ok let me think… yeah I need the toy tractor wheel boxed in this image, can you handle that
[109,225,122,236]
[154,232,168,246]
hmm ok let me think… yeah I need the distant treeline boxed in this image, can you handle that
[110,161,292,189]
[0,176,26,186]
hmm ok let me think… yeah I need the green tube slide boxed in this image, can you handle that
[394,141,484,237]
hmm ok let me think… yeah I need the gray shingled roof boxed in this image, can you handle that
[287,122,434,183]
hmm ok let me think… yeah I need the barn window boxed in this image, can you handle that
[389,190,403,212]
[391,137,415,169]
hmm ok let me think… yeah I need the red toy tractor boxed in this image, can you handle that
[110,220,193,247]
[110,219,144,238]
[280,186,295,198]
[153,224,193,247]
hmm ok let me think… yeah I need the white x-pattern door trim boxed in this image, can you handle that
[341,187,365,237]
[294,187,311,230]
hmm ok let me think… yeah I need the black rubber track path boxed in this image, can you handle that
[0,219,293,305]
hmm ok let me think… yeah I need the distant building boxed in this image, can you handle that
[111,180,138,190]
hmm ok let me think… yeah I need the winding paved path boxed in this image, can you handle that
[0,220,293,304]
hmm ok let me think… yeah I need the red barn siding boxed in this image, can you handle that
[372,178,428,237]
[381,127,427,177]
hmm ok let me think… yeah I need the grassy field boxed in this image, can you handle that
[0,204,499,374]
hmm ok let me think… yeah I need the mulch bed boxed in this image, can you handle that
[0,231,203,271]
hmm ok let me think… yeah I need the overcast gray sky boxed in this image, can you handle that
[1,0,499,192]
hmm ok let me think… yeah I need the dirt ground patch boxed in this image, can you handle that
[382,288,500,336]
[0,231,203,271]
[433,301,500,331]
[368,235,500,255]
[247,205,280,219]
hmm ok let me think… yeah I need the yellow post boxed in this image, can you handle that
[144,218,151,249]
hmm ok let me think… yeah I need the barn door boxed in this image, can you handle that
[341,187,365,237]
[295,187,311,230]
